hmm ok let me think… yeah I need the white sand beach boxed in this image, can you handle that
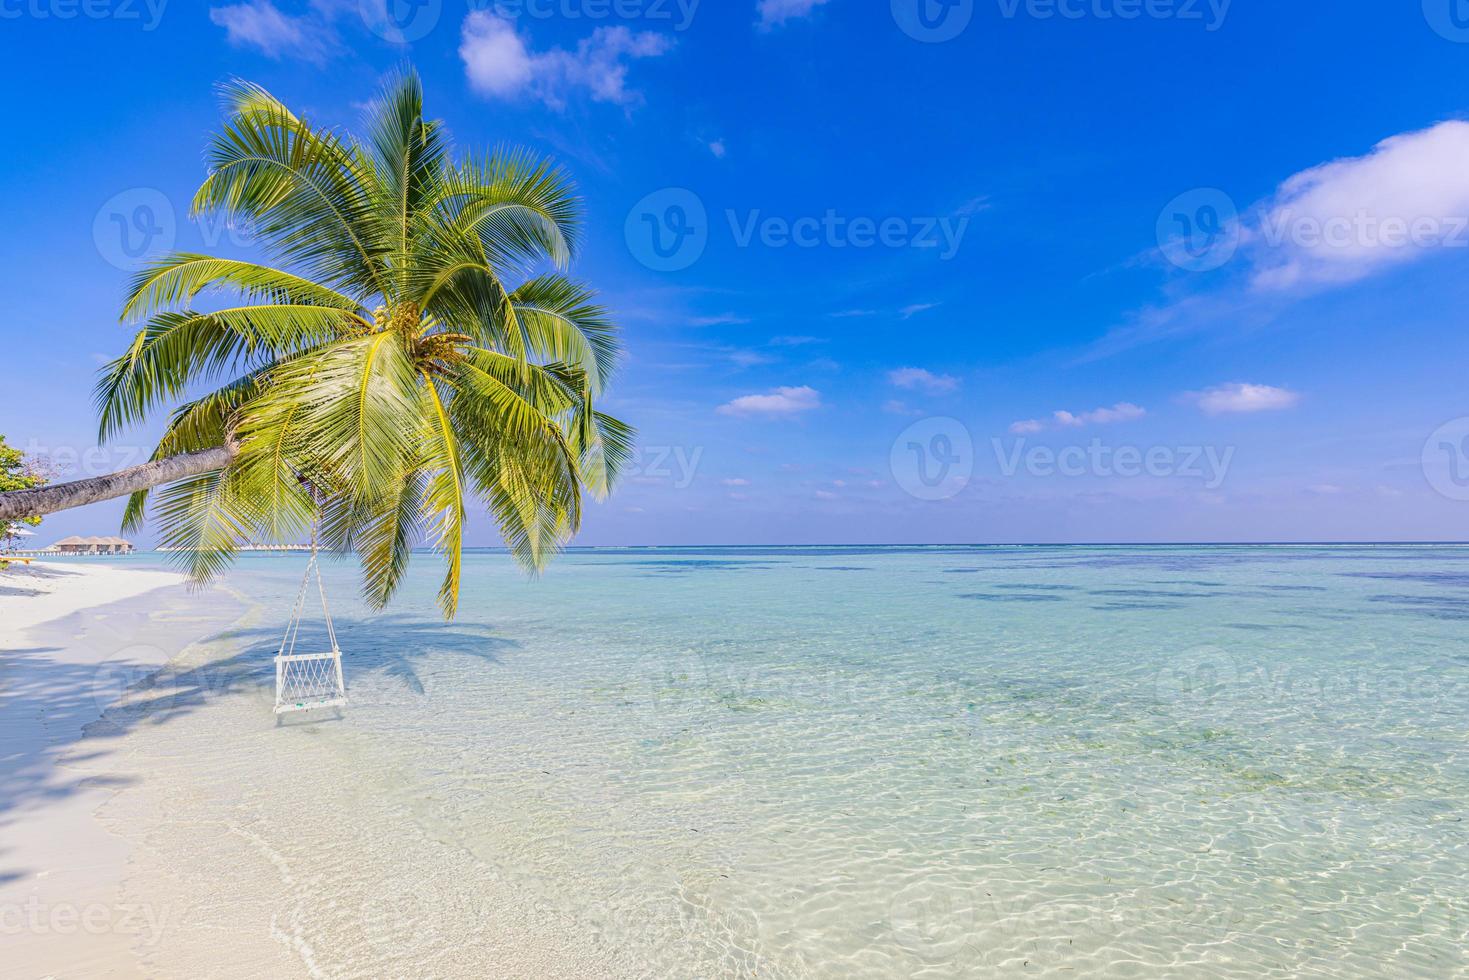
[0,560,641,979]
[0,560,186,634]
[1,562,193,978]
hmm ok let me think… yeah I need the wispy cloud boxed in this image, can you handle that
[708,139,727,158]
[883,399,923,416]
[689,313,751,327]
[957,195,992,216]
[901,302,940,319]
[717,386,822,418]
[727,349,774,368]
[1097,120,1469,359]
[1187,383,1300,416]
[888,367,959,394]
[209,1,334,61]
[769,335,822,347]
[1010,402,1146,434]
[460,11,672,108]
[757,0,831,29]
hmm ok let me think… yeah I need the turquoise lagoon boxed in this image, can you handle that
[87,546,1468,976]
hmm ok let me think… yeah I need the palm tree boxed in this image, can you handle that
[0,71,631,617]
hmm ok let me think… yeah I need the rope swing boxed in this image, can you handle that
[273,507,347,716]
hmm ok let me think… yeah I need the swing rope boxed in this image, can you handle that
[273,503,347,715]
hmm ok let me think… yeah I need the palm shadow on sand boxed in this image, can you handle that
[0,611,517,886]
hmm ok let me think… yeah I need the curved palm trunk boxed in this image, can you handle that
[0,445,236,521]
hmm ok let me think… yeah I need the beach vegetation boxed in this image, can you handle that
[0,70,631,616]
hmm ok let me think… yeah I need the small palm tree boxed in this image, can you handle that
[16,71,631,617]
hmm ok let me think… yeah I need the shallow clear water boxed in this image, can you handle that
[93,546,1469,976]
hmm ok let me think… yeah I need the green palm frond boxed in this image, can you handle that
[97,306,348,442]
[508,275,618,392]
[122,254,364,323]
[99,67,630,616]
[434,147,580,272]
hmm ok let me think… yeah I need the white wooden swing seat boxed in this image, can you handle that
[274,549,347,715]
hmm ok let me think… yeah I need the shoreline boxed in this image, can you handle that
[1,558,639,979]
[0,561,233,978]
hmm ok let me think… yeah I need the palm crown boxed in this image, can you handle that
[98,70,632,618]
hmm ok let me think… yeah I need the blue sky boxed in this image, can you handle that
[6,0,1469,545]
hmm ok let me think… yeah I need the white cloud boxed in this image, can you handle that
[708,139,727,158]
[722,478,751,487]
[1189,383,1300,416]
[814,489,839,500]
[459,11,535,97]
[689,313,751,327]
[757,0,831,28]
[1054,403,1146,427]
[717,386,822,418]
[727,349,774,368]
[1250,121,1469,290]
[900,302,940,319]
[1105,121,1469,361]
[883,400,923,417]
[888,367,959,394]
[460,12,672,108]
[1010,403,1145,434]
[957,195,992,216]
[210,1,332,61]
